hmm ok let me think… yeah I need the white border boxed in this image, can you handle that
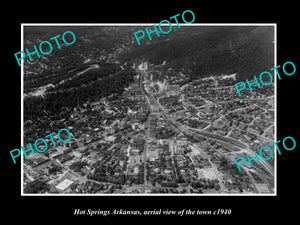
[21,23,277,196]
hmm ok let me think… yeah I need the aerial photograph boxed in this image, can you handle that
[22,25,275,195]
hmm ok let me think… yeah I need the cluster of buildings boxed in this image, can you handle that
[23,62,275,194]
[140,66,275,194]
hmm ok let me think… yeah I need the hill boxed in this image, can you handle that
[23,25,274,122]
[118,26,274,81]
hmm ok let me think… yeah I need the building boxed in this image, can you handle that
[73,151,82,158]
[48,149,58,159]
[247,127,262,136]
[128,155,142,166]
[56,154,74,164]
[245,132,257,141]
[149,130,156,139]
[255,183,271,193]
[148,148,159,161]
[55,179,74,192]
[63,148,72,154]
[167,84,180,96]
[130,147,140,155]
[105,135,116,142]
[152,105,160,112]
[31,157,50,168]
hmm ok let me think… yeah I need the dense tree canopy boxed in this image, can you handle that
[24,65,135,121]
[24,179,49,193]
[119,26,274,82]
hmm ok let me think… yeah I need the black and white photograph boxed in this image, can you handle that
[3,4,298,224]
[22,24,275,195]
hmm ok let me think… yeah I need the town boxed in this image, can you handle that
[23,61,275,194]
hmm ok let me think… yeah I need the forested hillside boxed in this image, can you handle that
[118,26,274,81]
[23,25,274,121]
[24,65,135,121]
[24,26,138,121]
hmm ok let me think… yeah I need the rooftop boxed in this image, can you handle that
[55,179,74,191]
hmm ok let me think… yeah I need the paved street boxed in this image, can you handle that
[137,62,274,191]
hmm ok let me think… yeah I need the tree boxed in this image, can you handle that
[198,188,203,193]
[48,164,62,174]
[180,188,187,194]
[24,180,49,193]
[70,183,78,190]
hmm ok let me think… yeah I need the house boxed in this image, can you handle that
[63,148,72,154]
[245,132,257,141]
[56,154,74,164]
[49,151,59,159]
[130,147,140,155]
[31,157,50,168]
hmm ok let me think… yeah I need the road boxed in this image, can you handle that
[187,127,248,149]
[186,127,274,176]
[139,66,248,150]
[141,115,150,194]
[138,69,151,194]
[137,63,274,191]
